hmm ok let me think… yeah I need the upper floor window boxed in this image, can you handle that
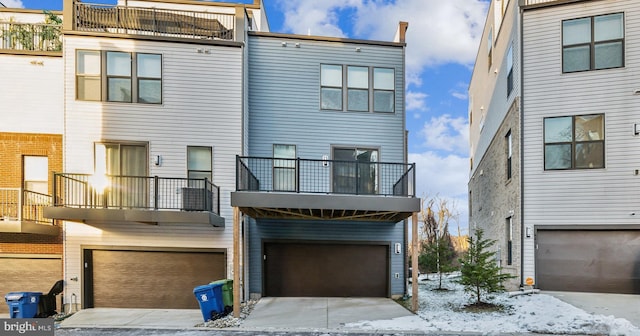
[562,13,624,73]
[77,50,162,104]
[506,44,514,97]
[187,146,212,182]
[23,156,48,194]
[544,114,604,170]
[487,27,493,70]
[320,64,395,113]
[320,64,343,110]
[506,130,512,179]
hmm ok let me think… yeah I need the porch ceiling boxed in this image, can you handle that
[0,219,60,236]
[231,192,420,222]
[43,207,224,227]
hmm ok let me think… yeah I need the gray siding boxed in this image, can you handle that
[247,35,405,163]
[248,219,405,296]
[246,35,407,297]
[522,0,640,281]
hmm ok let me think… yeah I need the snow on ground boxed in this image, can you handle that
[347,273,639,335]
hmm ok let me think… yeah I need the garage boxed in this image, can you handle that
[263,242,389,297]
[83,249,225,309]
[0,255,62,314]
[536,230,640,294]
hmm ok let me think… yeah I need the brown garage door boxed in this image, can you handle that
[264,242,389,297]
[0,256,62,314]
[536,230,640,294]
[85,249,225,309]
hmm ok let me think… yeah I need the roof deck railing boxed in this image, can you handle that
[0,22,62,51]
[74,2,235,40]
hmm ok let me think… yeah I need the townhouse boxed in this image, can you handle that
[0,8,64,314]
[470,0,640,294]
[0,0,422,314]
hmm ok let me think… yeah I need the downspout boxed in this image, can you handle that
[519,4,526,289]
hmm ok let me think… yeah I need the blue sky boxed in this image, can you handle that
[8,0,490,232]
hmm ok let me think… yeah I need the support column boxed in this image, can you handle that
[411,212,419,312]
[233,207,240,318]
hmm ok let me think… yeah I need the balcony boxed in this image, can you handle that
[0,22,62,52]
[44,173,224,227]
[73,2,235,41]
[0,188,58,235]
[231,156,420,222]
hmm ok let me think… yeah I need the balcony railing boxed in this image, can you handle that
[74,2,235,40]
[0,188,53,224]
[52,173,220,214]
[236,156,416,197]
[0,22,62,51]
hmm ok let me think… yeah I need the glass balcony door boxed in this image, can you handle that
[95,143,147,208]
[332,148,378,195]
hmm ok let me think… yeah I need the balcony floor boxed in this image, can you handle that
[231,192,420,222]
[43,207,224,227]
[0,218,59,235]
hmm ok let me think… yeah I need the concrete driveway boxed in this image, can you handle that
[240,297,412,330]
[58,297,412,331]
[544,291,640,327]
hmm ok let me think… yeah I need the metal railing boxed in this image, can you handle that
[0,22,62,51]
[236,156,416,197]
[75,2,235,40]
[52,173,220,214]
[0,188,54,224]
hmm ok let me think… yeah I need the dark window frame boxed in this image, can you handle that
[187,146,213,183]
[76,50,102,101]
[543,114,605,170]
[76,49,162,104]
[106,51,133,103]
[506,130,512,180]
[506,216,513,266]
[346,65,370,112]
[320,64,396,113]
[272,144,297,192]
[320,64,343,111]
[506,44,514,97]
[373,67,395,113]
[562,13,625,73]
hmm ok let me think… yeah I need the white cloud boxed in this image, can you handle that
[420,114,469,154]
[406,91,428,112]
[409,151,469,231]
[276,0,488,75]
[1,0,24,8]
[450,91,468,100]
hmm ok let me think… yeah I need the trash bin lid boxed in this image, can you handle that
[4,292,42,301]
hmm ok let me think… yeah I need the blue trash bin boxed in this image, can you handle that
[193,283,224,322]
[5,292,42,318]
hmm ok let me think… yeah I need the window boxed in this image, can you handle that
[77,50,162,103]
[187,146,212,186]
[506,217,513,266]
[94,142,148,207]
[507,44,514,96]
[333,147,378,194]
[544,114,604,170]
[321,64,342,110]
[562,13,624,73]
[137,54,162,104]
[487,27,493,70]
[347,66,369,111]
[23,156,48,194]
[506,130,512,179]
[273,144,296,191]
[320,64,395,113]
[373,68,395,112]
[76,50,101,101]
[107,51,132,102]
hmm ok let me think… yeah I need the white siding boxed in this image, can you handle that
[522,0,640,281]
[0,54,63,134]
[62,35,244,306]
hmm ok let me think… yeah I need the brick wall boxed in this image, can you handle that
[468,98,521,290]
[0,132,63,254]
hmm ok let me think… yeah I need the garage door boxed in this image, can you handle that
[0,256,62,314]
[536,230,640,294]
[264,242,389,297]
[85,249,225,309]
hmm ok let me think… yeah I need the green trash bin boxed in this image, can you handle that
[210,279,233,312]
